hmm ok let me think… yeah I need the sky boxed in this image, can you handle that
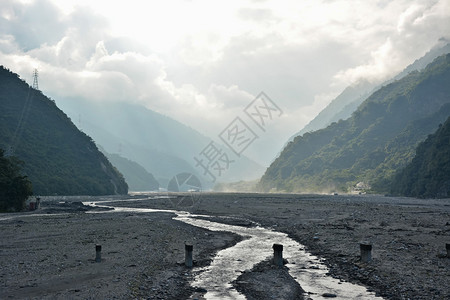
[1,0,450,165]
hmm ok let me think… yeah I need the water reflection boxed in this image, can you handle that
[85,199,382,300]
[177,215,382,300]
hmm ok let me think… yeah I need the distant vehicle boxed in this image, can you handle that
[188,188,200,192]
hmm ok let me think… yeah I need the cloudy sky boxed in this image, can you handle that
[1,0,450,165]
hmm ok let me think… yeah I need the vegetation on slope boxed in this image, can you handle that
[105,152,159,191]
[0,148,33,211]
[260,54,450,194]
[391,116,450,198]
[0,66,128,195]
[288,43,450,145]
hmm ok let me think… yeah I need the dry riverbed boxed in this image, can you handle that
[0,198,241,299]
[187,193,450,300]
[1,193,449,299]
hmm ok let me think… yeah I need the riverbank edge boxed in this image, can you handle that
[4,194,448,299]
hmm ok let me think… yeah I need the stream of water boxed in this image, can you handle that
[85,198,383,300]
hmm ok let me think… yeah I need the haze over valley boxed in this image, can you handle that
[1,1,450,299]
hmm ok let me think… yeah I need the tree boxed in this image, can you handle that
[0,148,33,211]
[391,116,450,198]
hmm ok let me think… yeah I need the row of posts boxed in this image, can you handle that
[92,244,196,265]
[93,242,450,265]
[358,242,450,263]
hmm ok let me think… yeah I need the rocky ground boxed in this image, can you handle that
[1,193,449,299]
[232,259,305,300]
[185,193,450,300]
[0,197,241,299]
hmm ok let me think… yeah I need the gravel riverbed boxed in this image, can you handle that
[1,193,449,299]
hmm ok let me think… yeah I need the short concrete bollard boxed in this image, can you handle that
[185,244,193,268]
[446,243,450,258]
[360,242,372,263]
[273,243,283,267]
[95,244,102,262]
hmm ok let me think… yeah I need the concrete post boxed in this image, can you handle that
[95,244,102,262]
[273,243,283,267]
[360,243,372,263]
[185,244,193,267]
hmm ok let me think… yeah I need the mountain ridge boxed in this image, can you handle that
[104,151,160,192]
[287,43,450,145]
[260,53,450,193]
[56,97,265,188]
[0,66,128,195]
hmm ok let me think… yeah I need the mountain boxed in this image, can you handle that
[392,42,450,81]
[104,152,159,192]
[288,43,450,143]
[391,116,450,198]
[56,98,265,189]
[294,80,375,138]
[71,115,198,187]
[0,66,128,196]
[260,53,450,193]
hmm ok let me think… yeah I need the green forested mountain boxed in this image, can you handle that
[391,116,450,198]
[292,80,375,139]
[260,54,450,193]
[288,43,450,144]
[105,152,159,191]
[0,66,128,195]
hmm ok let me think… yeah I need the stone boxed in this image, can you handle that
[322,293,337,297]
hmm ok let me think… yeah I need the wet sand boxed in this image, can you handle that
[1,193,449,299]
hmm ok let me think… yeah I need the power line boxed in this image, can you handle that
[6,70,37,156]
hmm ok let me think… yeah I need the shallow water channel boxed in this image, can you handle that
[86,198,383,300]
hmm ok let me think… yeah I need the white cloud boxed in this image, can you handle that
[1,0,450,165]
[333,0,450,85]
[0,34,17,53]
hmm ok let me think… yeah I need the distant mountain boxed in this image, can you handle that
[56,98,265,189]
[294,80,375,138]
[288,43,450,143]
[260,54,450,193]
[71,116,198,187]
[391,116,450,198]
[104,151,159,192]
[0,66,128,195]
[392,42,450,81]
